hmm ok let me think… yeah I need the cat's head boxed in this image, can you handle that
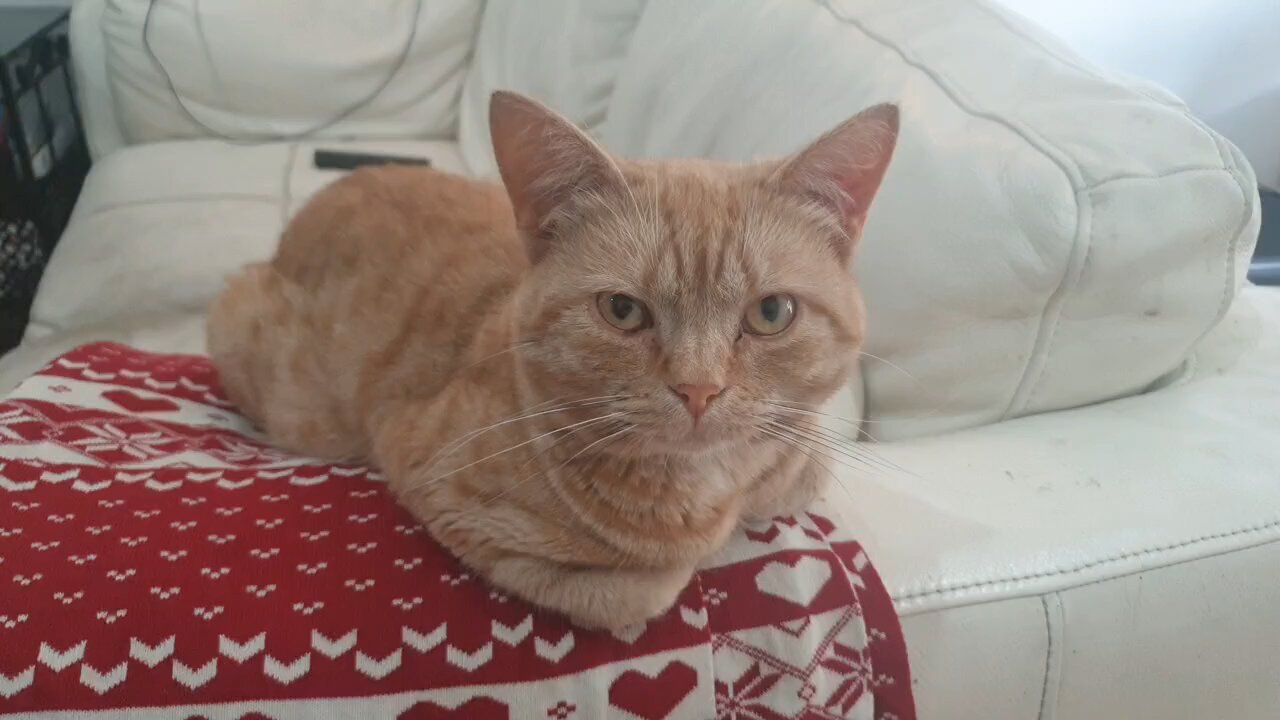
[491,91,897,456]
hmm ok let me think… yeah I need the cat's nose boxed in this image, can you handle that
[670,383,723,422]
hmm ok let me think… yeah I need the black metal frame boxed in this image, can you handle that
[1,9,89,247]
[1,8,90,354]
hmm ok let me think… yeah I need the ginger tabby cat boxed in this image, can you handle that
[207,91,898,630]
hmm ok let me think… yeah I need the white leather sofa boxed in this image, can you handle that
[6,1,1278,717]
[993,0,1280,192]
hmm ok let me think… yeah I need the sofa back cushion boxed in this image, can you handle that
[457,0,646,175]
[464,0,1260,439]
[72,0,481,157]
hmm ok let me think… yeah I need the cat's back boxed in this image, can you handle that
[274,164,522,290]
[208,163,528,459]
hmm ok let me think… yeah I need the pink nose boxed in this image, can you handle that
[671,384,723,421]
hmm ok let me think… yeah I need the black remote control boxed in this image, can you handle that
[314,149,432,171]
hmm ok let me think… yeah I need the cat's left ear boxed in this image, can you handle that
[771,103,899,260]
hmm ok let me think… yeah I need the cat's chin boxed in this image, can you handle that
[615,423,754,458]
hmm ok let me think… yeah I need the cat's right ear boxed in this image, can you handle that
[489,91,626,262]
[770,103,899,262]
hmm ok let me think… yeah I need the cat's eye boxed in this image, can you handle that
[743,294,797,336]
[596,293,651,331]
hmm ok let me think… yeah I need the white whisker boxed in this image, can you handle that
[758,425,856,505]
[488,421,634,507]
[856,350,922,386]
[773,417,903,475]
[550,423,635,475]
[763,399,937,427]
[424,412,631,486]
[762,422,862,472]
[457,339,538,373]
[420,395,631,476]
[766,416,913,478]
[478,420,632,509]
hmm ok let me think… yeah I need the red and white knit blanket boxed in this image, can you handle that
[0,343,914,719]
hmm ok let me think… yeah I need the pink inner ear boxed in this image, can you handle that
[776,103,900,247]
[489,91,625,261]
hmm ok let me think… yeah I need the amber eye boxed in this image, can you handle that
[596,293,651,331]
[743,294,797,336]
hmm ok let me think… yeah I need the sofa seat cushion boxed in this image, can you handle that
[822,286,1280,717]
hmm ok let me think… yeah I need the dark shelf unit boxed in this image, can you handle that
[1,7,90,353]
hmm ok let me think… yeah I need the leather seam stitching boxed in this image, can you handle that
[1080,165,1243,191]
[983,0,1248,413]
[894,516,1280,602]
[1036,593,1055,720]
[1196,138,1255,355]
[1019,192,1092,413]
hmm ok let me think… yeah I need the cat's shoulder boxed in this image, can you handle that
[284,165,512,244]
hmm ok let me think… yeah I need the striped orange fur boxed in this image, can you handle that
[207,91,898,629]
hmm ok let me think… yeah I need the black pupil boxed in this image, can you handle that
[610,295,635,320]
[760,296,780,323]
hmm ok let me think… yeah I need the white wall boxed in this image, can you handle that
[997,0,1280,190]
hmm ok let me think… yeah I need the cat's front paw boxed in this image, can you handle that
[489,557,693,633]
[570,573,690,632]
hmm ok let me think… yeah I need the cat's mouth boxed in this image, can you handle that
[616,416,755,456]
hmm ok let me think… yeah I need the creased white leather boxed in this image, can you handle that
[2,140,466,392]
[595,0,1261,440]
[84,0,480,152]
[823,286,1280,614]
[1051,542,1280,719]
[860,287,1280,717]
[903,541,1280,719]
[901,597,1049,719]
[71,0,1262,439]
[458,0,646,177]
[70,0,126,159]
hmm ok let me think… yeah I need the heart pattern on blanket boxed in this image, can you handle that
[398,697,510,719]
[608,661,698,719]
[754,555,833,608]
